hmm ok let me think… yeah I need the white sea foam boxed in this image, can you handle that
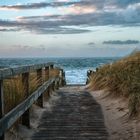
[65,68,94,85]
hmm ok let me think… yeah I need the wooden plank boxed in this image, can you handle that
[0,77,59,137]
[0,80,4,140]
[31,89,108,140]
[0,62,54,80]
[22,72,30,128]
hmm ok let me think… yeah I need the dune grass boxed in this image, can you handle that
[3,68,60,114]
[4,73,39,113]
[4,76,25,113]
[89,51,140,116]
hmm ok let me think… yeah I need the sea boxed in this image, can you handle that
[0,57,120,85]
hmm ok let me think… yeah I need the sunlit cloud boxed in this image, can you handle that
[58,5,96,14]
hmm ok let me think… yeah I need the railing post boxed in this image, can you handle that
[51,81,55,91]
[0,80,4,140]
[50,64,54,70]
[62,71,66,86]
[37,69,43,108]
[45,66,50,98]
[86,70,90,85]
[59,69,63,87]
[54,79,57,90]
[56,69,60,89]
[56,80,59,90]
[22,72,30,128]
[45,66,49,81]
[86,70,95,85]
[49,65,54,95]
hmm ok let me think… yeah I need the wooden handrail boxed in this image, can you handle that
[0,63,66,139]
[0,77,59,137]
[0,62,53,80]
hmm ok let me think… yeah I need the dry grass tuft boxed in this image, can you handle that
[49,68,60,78]
[4,76,25,113]
[89,51,140,116]
[3,68,60,114]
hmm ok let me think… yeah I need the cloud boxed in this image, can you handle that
[0,0,140,34]
[0,28,20,32]
[0,1,79,10]
[30,27,91,34]
[107,0,140,8]
[0,2,140,33]
[1,0,138,12]
[70,0,105,10]
[0,0,105,11]
[103,40,140,45]
[0,5,139,34]
[88,42,95,46]
[58,4,96,14]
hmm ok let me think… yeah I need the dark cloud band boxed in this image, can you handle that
[0,1,79,10]
[0,0,139,10]
[103,40,140,45]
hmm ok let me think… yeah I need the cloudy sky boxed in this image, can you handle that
[0,0,140,57]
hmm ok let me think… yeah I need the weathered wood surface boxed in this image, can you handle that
[0,62,53,80]
[0,77,59,136]
[32,86,108,140]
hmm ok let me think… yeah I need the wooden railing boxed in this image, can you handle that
[86,70,96,85]
[0,63,66,140]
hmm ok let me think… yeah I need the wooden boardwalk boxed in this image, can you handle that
[32,86,108,140]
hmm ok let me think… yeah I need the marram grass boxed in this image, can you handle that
[89,51,140,116]
[4,76,25,113]
[3,69,60,114]
[4,74,39,113]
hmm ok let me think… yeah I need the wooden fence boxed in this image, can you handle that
[0,63,66,140]
[86,70,95,85]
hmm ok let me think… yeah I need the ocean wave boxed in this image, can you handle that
[0,57,119,84]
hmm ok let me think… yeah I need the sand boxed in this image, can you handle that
[89,89,140,140]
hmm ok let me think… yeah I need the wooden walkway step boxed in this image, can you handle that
[31,87,108,140]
